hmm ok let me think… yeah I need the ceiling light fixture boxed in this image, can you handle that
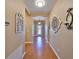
[35,0,45,7]
[38,22,41,24]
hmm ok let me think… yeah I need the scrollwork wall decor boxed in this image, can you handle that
[65,8,73,30]
[52,17,62,33]
[5,21,10,26]
[56,20,62,33]
[15,12,24,33]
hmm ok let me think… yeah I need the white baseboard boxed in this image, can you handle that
[48,42,60,59]
[24,42,33,44]
[21,52,26,59]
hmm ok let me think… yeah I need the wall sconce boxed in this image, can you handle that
[65,8,73,30]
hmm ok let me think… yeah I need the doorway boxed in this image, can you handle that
[32,20,48,43]
[33,20,45,38]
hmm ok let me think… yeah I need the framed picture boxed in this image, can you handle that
[52,17,62,33]
[15,12,24,33]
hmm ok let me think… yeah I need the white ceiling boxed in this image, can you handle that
[24,0,57,16]
[32,16,48,20]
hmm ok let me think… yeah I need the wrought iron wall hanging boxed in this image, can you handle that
[52,17,62,33]
[5,21,10,26]
[65,8,73,30]
[15,12,24,33]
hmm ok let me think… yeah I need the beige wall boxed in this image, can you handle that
[49,0,73,59]
[5,0,26,58]
[25,13,33,42]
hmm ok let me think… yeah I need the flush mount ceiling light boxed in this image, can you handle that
[35,0,45,7]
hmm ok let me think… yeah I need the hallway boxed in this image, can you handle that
[5,0,73,59]
[23,36,57,59]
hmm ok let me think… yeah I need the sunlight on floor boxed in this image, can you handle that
[36,36,42,48]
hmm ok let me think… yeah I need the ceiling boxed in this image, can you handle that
[24,0,57,16]
[32,16,48,20]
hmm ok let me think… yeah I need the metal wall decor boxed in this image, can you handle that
[65,8,73,30]
[5,21,10,26]
[52,17,62,33]
[48,21,50,30]
[15,12,24,33]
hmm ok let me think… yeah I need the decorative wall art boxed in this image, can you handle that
[5,21,10,26]
[52,17,62,33]
[48,21,50,30]
[65,8,73,30]
[15,12,24,33]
